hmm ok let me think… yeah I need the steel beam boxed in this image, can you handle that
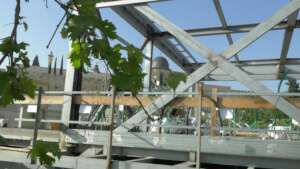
[95,0,168,8]
[0,149,299,169]
[61,57,75,127]
[213,0,239,62]
[115,0,300,132]
[112,6,192,72]
[186,58,300,80]
[136,3,300,121]
[116,35,150,60]
[60,41,82,149]
[143,40,154,91]
[156,20,300,38]
[2,127,300,169]
[278,7,299,78]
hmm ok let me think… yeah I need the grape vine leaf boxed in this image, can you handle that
[166,72,187,92]
[27,140,61,167]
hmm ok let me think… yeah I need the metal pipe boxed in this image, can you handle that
[14,118,110,126]
[31,87,43,164]
[37,90,300,96]
[196,83,203,169]
[106,86,116,169]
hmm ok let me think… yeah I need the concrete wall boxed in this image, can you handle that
[0,161,62,169]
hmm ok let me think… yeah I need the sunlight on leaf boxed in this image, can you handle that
[27,140,61,167]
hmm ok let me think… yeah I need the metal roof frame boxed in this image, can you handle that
[94,0,300,130]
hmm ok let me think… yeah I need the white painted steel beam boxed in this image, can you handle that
[213,0,239,62]
[158,21,300,38]
[0,148,299,169]
[187,58,300,80]
[112,6,192,72]
[60,43,77,149]
[96,0,168,8]
[278,8,299,78]
[115,0,300,132]
[116,35,150,60]
[61,57,75,127]
[143,40,154,91]
[1,128,300,168]
[135,2,300,122]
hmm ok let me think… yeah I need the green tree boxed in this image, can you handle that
[0,0,146,168]
[0,0,145,105]
[166,72,187,92]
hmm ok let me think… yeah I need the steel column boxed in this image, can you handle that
[143,40,154,91]
[278,5,299,78]
[60,42,78,149]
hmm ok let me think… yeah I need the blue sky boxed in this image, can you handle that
[0,0,299,91]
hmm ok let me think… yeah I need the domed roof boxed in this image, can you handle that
[152,57,169,70]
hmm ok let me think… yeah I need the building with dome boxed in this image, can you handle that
[151,56,171,88]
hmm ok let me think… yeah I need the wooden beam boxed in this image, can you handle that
[15,95,300,109]
[15,96,64,105]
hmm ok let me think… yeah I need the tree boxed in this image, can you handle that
[0,0,145,105]
[0,0,146,168]
[166,72,187,92]
[287,79,300,93]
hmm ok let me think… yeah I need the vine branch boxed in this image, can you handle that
[0,0,21,66]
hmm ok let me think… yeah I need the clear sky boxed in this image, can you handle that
[0,0,299,91]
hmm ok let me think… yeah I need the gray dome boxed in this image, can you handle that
[152,57,169,70]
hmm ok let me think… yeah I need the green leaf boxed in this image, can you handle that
[0,38,13,56]
[0,68,36,106]
[69,40,89,68]
[58,0,145,95]
[27,140,61,167]
[166,72,187,92]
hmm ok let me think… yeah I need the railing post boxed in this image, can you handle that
[106,86,116,169]
[18,106,24,128]
[211,88,218,137]
[196,82,203,169]
[31,87,43,164]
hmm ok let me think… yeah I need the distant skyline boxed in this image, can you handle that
[0,0,299,91]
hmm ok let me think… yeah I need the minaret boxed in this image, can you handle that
[48,51,54,74]
[59,56,63,75]
[53,57,57,75]
[32,55,40,66]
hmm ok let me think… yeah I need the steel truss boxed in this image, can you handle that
[94,0,300,131]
